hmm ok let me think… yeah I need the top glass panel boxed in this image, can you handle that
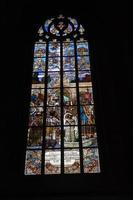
[49,42,60,57]
[77,42,89,56]
[63,42,74,56]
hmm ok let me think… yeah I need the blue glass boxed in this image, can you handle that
[47,72,60,88]
[48,57,60,71]
[80,105,95,125]
[77,42,89,55]
[33,58,46,72]
[63,57,75,71]
[34,43,46,57]
[77,56,90,70]
[63,43,74,56]
[78,71,91,82]
[49,42,60,57]
[63,71,76,87]
[30,89,44,107]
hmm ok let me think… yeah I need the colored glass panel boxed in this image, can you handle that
[77,42,89,55]
[27,127,43,149]
[50,24,60,36]
[45,127,61,148]
[48,57,60,71]
[83,148,100,173]
[63,71,76,87]
[29,107,43,127]
[34,43,46,57]
[63,43,74,56]
[49,42,60,57]
[47,72,60,88]
[45,150,61,174]
[47,88,61,106]
[25,150,41,175]
[81,126,97,147]
[63,57,75,71]
[33,58,46,72]
[77,56,90,70]
[68,17,78,30]
[80,105,95,125]
[63,88,77,106]
[64,106,78,125]
[79,87,94,105]
[78,71,91,83]
[30,89,44,107]
[32,72,45,84]
[31,84,45,89]
[64,126,79,148]
[64,149,80,174]
[46,106,61,126]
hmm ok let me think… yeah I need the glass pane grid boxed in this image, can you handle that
[25,19,100,175]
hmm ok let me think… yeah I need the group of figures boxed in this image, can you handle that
[25,148,100,175]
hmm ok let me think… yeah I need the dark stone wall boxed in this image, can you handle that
[0,1,132,199]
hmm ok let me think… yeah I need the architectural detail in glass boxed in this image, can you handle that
[25,14,100,175]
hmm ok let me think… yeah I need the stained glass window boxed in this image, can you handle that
[25,14,100,175]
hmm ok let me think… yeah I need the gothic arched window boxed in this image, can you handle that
[24,15,100,175]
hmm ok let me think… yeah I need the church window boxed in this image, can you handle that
[24,14,100,175]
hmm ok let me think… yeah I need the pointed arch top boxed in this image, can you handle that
[37,14,85,40]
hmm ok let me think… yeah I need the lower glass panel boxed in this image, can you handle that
[64,126,79,148]
[81,126,97,147]
[64,149,80,174]
[83,148,100,173]
[45,150,61,174]
[25,150,42,175]
[45,127,61,148]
